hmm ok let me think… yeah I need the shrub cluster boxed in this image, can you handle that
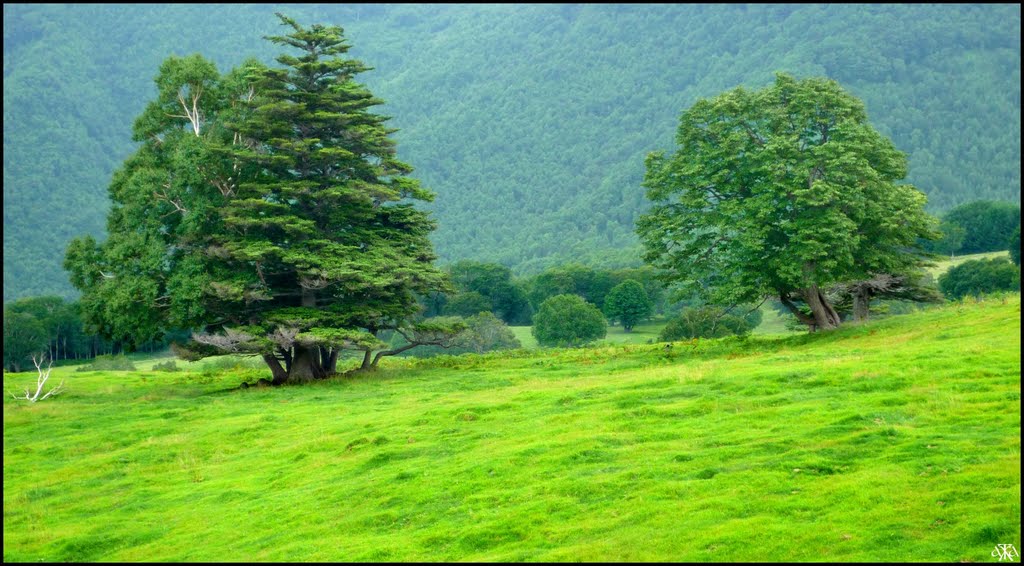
[938,257,1021,300]
[75,354,137,372]
[659,306,754,341]
[151,360,180,372]
[532,294,607,347]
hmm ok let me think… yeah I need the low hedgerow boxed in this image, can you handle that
[659,305,754,341]
[75,354,137,372]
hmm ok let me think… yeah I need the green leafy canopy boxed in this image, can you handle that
[637,73,938,330]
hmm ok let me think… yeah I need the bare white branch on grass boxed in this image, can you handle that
[8,355,65,403]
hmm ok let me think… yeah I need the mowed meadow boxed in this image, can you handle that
[3,294,1019,562]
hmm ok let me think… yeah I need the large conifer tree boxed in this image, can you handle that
[65,14,457,383]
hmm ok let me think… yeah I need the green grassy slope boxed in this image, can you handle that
[511,320,670,350]
[3,296,1020,562]
[926,250,1011,278]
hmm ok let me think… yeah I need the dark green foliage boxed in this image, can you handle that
[1010,225,1021,266]
[610,266,669,315]
[520,262,671,315]
[4,297,77,364]
[446,261,532,324]
[659,306,753,342]
[0,296,133,366]
[938,257,1021,300]
[638,73,937,331]
[3,311,49,372]
[151,360,180,372]
[941,200,1021,254]
[525,264,616,310]
[532,294,607,347]
[443,292,493,318]
[603,279,653,332]
[742,305,764,329]
[4,5,1020,301]
[926,219,967,257]
[63,14,450,383]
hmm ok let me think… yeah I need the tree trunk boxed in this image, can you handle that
[778,293,817,331]
[804,285,841,330]
[302,288,316,308]
[360,349,373,370]
[852,288,871,321]
[318,346,331,374]
[325,347,340,374]
[289,344,324,382]
[262,353,289,385]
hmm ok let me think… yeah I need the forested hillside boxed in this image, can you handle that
[4,4,1020,301]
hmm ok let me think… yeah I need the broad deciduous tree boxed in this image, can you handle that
[3,311,48,373]
[929,219,966,258]
[442,291,493,318]
[446,261,532,324]
[531,294,607,347]
[638,73,937,331]
[942,200,1020,255]
[603,279,653,332]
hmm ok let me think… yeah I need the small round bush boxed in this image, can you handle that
[603,279,653,332]
[456,311,522,354]
[532,294,607,347]
[410,311,522,357]
[938,257,1021,300]
[659,306,753,341]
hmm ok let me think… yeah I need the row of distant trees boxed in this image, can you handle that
[7,199,1018,371]
[2,296,185,372]
[422,261,667,326]
[4,198,1018,372]
[419,201,1021,346]
[924,200,1020,258]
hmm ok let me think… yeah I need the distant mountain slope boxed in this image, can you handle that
[3,4,1020,300]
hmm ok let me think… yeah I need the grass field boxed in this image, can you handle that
[926,250,1011,278]
[511,320,668,350]
[509,325,539,349]
[513,314,789,350]
[3,295,1020,562]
